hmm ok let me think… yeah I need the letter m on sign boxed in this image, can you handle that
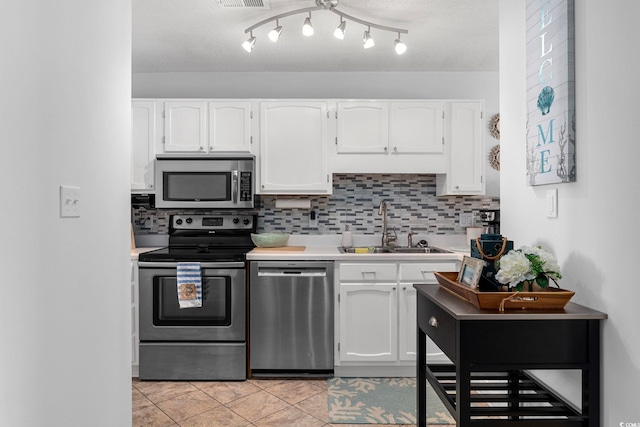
[537,119,554,147]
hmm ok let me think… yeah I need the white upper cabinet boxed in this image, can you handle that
[131,100,157,191]
[162,101,207,153]
[207,101,252,152]
[389,102,444,154]
[332,100,447,174]
[159,100,253,154]
[437,101,485,195]
[258,101,331,194]
[336,102,389,154]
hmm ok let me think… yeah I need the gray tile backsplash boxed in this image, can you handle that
[132,174,499,236]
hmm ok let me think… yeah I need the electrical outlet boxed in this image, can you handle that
[309,210,318,228]
[459,212,473,227]
[60,185,80,218]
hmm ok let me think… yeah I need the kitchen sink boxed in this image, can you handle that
[338,246,452,254]
[391,247,452,254]
[339,246,394,254]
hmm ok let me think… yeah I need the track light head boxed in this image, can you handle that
[333,18,346,40]
[363,27,375,49]
[242,32,256,52]
[394,38,407,55]
[268,20,282,42]
[302,13,314,36]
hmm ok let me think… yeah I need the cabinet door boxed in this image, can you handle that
[259,102,330,194]
[131,101,156,191]
[390,102,444,154]
[336,102,389,153]
[339,283,398,362]
[207,101,252,152]
[163,101,207,152]
[398,285,417,361]
[448,102,485,194]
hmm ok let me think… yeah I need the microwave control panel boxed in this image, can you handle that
[240,172,252,201]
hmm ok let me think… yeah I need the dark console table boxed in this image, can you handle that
[414,284,607,427]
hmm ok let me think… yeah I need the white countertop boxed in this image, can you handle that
[247,246,464,261]
[246,233,470,262]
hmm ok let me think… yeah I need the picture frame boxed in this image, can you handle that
[457,256,485,289]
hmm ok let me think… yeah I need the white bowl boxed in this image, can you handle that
[251,233,290,248]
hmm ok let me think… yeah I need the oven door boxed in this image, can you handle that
[138,262,246,342]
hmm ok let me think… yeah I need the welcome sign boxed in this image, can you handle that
[525,0,575,186]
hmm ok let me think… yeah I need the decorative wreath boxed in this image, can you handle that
[489,113,500,139]
[489,145,500,171]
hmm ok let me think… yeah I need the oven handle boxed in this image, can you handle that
[138,261,246,269]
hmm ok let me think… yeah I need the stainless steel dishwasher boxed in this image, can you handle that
[249,261,334,377]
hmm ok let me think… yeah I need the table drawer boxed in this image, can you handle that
[418,295,456,360]
[339,263,397,281]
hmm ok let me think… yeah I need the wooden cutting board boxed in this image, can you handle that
[252,246,306,252]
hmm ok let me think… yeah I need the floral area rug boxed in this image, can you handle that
[327,377,455,425]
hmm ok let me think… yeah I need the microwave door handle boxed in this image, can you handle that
[232,170,239,203]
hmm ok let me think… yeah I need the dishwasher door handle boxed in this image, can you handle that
[257,270,327,277]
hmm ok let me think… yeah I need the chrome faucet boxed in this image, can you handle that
[407,229,417,248]
[378,200,397,247]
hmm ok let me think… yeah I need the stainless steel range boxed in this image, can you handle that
[137,214,255,380]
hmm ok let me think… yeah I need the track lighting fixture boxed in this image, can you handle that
[242,0,408,55]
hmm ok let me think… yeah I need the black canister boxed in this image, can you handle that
[470,234,513,291]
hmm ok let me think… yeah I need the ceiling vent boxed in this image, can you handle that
[217,0,270,8]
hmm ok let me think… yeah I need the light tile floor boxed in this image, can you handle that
[132,378,455,427]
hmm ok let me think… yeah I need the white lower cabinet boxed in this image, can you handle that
[336,259,458,376]
[339,283,398,362]
[131,261,139,377]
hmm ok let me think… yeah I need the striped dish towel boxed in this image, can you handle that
[176,262,202,309]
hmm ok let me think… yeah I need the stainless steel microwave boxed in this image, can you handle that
[155,155,255,209]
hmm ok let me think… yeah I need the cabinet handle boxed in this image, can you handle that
[361,271,377,275]
[384,146,388,152]
[428,316,438,328]
[393,287,396,291]
[403,286,406,291]
[393,146,398,152]
[199,146,204,151]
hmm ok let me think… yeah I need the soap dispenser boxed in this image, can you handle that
[341,225,353,248]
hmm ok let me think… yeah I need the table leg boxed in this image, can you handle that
[417,325,426,427]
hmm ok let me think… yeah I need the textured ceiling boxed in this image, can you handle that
[132,0,499,73]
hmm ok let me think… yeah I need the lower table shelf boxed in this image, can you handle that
[426,364,585,426]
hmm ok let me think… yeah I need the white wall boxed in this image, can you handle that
[132,71,501,196]
[0,1,132,426]
[500,0,640,423]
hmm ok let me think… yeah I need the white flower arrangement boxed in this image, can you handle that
[495,245,562,291]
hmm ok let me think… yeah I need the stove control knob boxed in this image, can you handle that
[233,218,240,224]
[186,217,193,224]
[175,218,183,225]
[243,218,251,225]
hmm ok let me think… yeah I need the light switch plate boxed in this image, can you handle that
[60,185,80,218]
[546,189,558,218]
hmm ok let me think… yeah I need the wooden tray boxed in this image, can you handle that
[434,271,575,311]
